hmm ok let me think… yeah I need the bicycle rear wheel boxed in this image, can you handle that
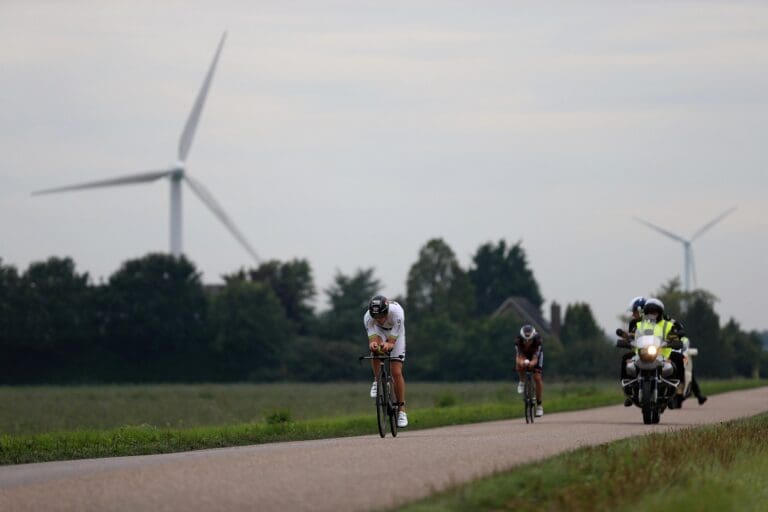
[376,373,387,437]
[387,376,398,437]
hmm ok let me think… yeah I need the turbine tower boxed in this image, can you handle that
[32,32,259,264]
[634,207,736,292]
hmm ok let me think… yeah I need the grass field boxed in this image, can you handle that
[0,379,764,465]
[398,412,768,511]
[0,380,612,435]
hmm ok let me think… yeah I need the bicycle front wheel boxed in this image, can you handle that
[376,374,387,437]
[524,377,535,424]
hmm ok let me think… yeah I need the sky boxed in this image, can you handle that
[2,1,767,334]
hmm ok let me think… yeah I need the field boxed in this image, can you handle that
[0,379,764,465]
[0,380,610,435]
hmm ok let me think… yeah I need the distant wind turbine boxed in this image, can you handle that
[32,32,260,264]
[634,207,736,292]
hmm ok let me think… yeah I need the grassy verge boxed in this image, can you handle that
[0,379,764,465]
[397,412,768,512]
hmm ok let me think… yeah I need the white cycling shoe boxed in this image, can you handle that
[397,411,408,428]
[517,382,524,394]
[369,381,377,398]
[535,405,543,417]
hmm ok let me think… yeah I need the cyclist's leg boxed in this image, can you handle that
[533,370,543,404]
[390,361,405,412]
[370,358,382,380]
[533,351,543,404]
[389,336,406,412]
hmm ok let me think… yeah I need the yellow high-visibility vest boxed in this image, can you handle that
[635,319,674,358]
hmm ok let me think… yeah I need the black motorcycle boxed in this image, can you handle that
[617,319,682,424]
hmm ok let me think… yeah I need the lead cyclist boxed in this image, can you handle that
[364,295,408,428]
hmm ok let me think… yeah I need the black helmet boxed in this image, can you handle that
[520,324,537,340]
[368,295,389,317]
[643,298,664,318]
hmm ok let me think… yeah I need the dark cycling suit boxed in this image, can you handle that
[515,334,543,373]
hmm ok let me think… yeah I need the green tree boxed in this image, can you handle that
[559,303,604,344]
[0,259,21,350]
[722,319,763,379]
[101,254,207,379]
[318,268,381,341]
[16,257,93,352]
[406,238,474,322]
[209,280,293,380]
[225,258,316,335]
[468,239,544,315]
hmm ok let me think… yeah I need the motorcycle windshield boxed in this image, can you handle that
[633,318,663,349]
[634,334,662,350]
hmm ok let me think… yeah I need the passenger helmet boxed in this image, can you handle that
[643,298,665,319]
[368,295,389,317]
[520,324,537,341]
[628,296,646,314]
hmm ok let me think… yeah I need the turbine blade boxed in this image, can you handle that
[690,206,737,241]
[177,32,227,163]
[633,217,687,244]
[184,175,260,263]
[32,169,174,195]
[690,248,698,289]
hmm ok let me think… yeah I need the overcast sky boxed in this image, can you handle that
[2,1,766,334]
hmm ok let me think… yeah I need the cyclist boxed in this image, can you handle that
[364,295,408,428]
[515,324,544,417]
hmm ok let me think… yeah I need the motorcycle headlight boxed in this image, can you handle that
[639,346,657,363]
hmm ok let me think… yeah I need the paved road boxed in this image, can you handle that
[1,386,767,512]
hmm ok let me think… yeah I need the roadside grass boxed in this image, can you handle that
[0,379,764,465]
[396,412,768,512]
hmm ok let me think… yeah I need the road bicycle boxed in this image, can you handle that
[359,353,404,437]
[523,369,536,424]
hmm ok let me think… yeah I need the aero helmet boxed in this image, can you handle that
[520,325,537,340]
[368,295,389,317]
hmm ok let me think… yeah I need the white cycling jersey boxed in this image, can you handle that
[363,301,406,360]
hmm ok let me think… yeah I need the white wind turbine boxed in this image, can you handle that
[634,207,736,292]
[32,32,259,264]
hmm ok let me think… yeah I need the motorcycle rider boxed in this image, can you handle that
[617,296,645,406]
[634,298,687,408]
[515,325,544,417]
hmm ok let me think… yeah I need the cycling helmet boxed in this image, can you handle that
[628,296,646,314]
[643,298,665,319]
[520,325,537,340]
[368,295,389,317]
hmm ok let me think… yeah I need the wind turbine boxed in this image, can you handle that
[634,207,736,292]
[32,32,259,264]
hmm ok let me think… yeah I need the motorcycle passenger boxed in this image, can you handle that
[364,295,408,428]
[618,296,645,406]
[682,337,708,405]
[515,325,544,417]
[635,298,687,408]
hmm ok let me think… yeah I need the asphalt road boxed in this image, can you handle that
[1,386,766,512]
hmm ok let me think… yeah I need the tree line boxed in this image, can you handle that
[0,238,764,383]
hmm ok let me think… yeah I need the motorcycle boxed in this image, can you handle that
[616,318,683,424]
